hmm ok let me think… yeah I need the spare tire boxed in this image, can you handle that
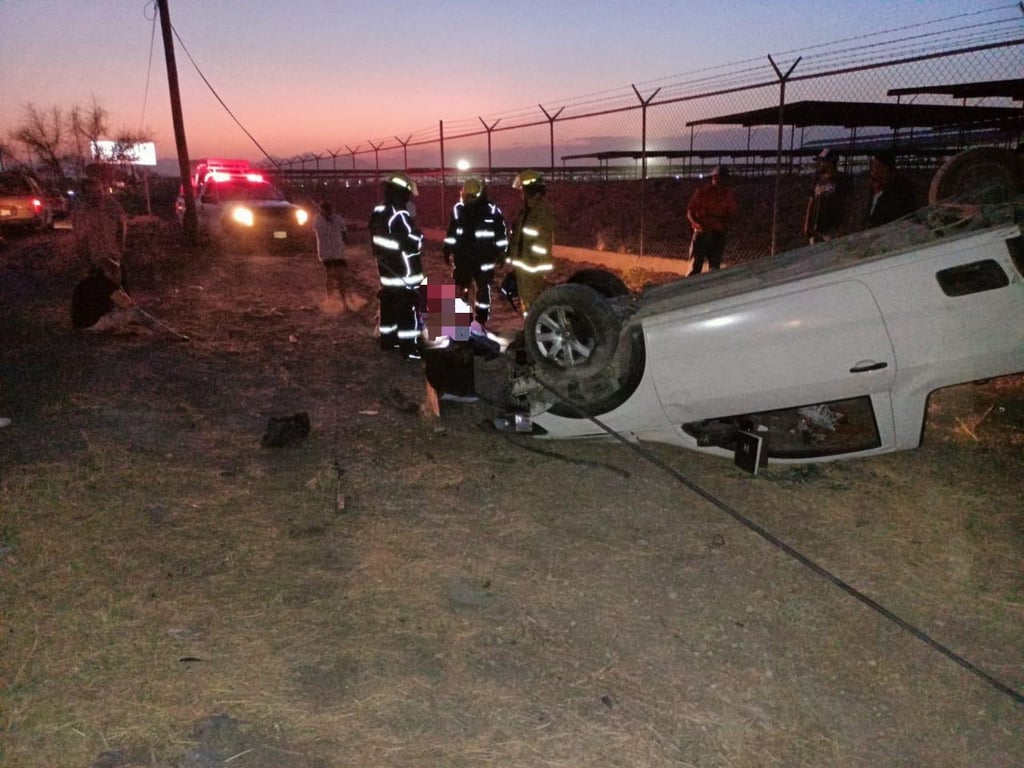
[928,147,1021,205]
[525,283,620,380]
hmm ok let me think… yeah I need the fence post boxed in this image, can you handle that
[345,144,360,170]
[369,140,384,182]
[768,54,801,257]
[632,85,662,259]
[538,104,564,176]
[395,135,411,172]
[479,117,500,180]
[439,120,446,222]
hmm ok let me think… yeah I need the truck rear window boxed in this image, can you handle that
[935,259,1009,297]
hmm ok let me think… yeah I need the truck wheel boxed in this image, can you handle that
[547,326,647,418]
[525,283,619,380]
[929,147,1021,205]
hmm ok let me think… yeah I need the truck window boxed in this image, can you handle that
[935,259,1009,297]
[682,396,883,459]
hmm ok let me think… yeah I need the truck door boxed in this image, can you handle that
[647,279,898,453]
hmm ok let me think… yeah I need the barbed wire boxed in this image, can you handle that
[342,5,1023,152]
[163,2,1021,164]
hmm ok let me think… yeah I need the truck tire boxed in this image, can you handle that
[547,326,647,418]
[928,147,1020,205]
[525,283,620,380]
[567,268,630,298]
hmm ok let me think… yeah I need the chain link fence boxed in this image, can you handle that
[275,8,1023,265]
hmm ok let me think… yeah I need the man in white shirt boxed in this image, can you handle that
[312,201,353,308]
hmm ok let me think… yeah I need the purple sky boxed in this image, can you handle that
[1,0,1018,171]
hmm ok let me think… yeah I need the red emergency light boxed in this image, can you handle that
[192,158,260,186]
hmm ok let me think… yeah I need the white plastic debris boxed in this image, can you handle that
[797,404,842,431]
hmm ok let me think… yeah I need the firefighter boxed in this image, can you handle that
[442,177,507,334]
[506,169,555,314]
[369,172,425,360]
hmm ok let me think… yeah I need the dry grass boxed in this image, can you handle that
[1,222,1023,768]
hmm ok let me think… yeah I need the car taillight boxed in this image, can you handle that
[32,198,43,213]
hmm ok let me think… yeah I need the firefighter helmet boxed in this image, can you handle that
[512,169,544,190]
[461,177,484,201]
[384,171,418,196]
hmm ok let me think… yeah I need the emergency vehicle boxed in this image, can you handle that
[175,158,310,249]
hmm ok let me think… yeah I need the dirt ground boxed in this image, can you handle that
[1,220,1022,768]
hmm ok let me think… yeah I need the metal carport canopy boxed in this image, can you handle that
[685,100,1022,129]
[887,78,1024,103]
[560,148,820,162]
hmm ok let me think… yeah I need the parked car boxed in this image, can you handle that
[44,187,71,220]
[512,195,1024,463]
[175,158,310,251]
[0,172,52,233]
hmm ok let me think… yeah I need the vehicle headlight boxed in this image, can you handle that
[295,208,309,226]
[231,206,255,227]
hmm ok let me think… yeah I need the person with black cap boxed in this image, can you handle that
[864,150,916,229]
[685,164,738,276]
[73,175,128,286]
[803,148,852,244]
[70,175,134,332]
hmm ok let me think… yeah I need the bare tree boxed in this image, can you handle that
[10,98,153,184]
[69,98,109,176]
[0,140,15,171]
[12,104,68,181]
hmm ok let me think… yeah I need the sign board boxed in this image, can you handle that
[91,141,157,167]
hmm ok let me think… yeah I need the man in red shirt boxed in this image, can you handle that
[686,165,738,277]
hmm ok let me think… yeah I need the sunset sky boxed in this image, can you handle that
[0,0,1018,172]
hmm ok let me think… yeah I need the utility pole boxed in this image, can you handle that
[157,0,197,243]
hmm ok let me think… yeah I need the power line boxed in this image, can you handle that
[532,375,1024,707]
[138,0,158,134]
[168,21,278,167]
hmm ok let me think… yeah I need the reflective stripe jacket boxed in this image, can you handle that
[507,194,555,274]
[369,203,424,287]
[443,198,508,272]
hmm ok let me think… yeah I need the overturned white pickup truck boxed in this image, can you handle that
[514,191,1024,463]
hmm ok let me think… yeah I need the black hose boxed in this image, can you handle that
[532,374,1024,706]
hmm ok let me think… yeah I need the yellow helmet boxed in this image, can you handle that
[461,177,484,201]
[385,171,418,196]
[512,169,544,190]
